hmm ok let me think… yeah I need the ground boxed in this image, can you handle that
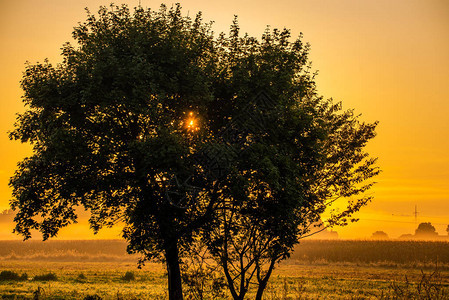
[1,240,449,299]
[1,260,448,299]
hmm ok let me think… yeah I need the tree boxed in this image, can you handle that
[9,4,379,300]
[10,5,221,300]
[446,225,449,236]
[415,222,438,238]
[371,231,389,240]
[200,22,378,300]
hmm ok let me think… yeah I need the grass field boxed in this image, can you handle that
[0,261,167,299]
[1,260,448,299]
[1,240,448,299]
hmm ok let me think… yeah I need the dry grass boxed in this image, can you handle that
[1,260,448,299]
[290,240,449,268]
[1,240,448,299]
[0,261,167,299]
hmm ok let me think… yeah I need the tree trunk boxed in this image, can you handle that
[165,242,184,300]
[255,259,276,300]
[222,257,239,300]
[255,280,268,300]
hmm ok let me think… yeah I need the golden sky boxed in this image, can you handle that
[1,0,448,239]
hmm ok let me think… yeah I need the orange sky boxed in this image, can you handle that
[1,0,448,240]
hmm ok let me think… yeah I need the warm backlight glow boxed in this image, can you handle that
[185,112,200,131]
[0,0,448,240]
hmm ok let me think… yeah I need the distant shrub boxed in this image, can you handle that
[121,271,135,281]
[0,270,28,281]
[33,272,58,281]
[77,273,87,280]
[83,294,102,300]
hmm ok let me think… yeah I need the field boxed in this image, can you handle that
[1,240,448,299]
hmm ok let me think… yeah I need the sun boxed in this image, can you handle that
[185,111,200,131]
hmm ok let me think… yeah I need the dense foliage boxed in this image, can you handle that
[415,222,438,237]
[9,4,378,299]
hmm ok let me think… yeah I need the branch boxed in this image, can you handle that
[298,225,330,240]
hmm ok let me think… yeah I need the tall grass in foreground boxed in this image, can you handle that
[263,268,449,300]
[379,266,449,300]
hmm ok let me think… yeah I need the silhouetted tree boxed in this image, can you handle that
[10,5,221,300]
[0,209,15,222]
[9,4,378,300]
[0,209,13,215]
[371,231,389,240]
[415,222,438,237]
[201,21,378,300]
[446,225,449,236]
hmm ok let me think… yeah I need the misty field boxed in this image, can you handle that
[1,240,448,299]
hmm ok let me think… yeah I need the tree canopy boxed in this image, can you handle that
[9,4,379,299]
[415,222,438,237]
[371,231,389,240]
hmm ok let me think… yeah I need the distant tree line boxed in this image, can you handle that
[371,222,449,240]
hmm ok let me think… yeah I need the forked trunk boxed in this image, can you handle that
[255,259,276,300]
[255,280,268,300]
[165,242,183,300]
